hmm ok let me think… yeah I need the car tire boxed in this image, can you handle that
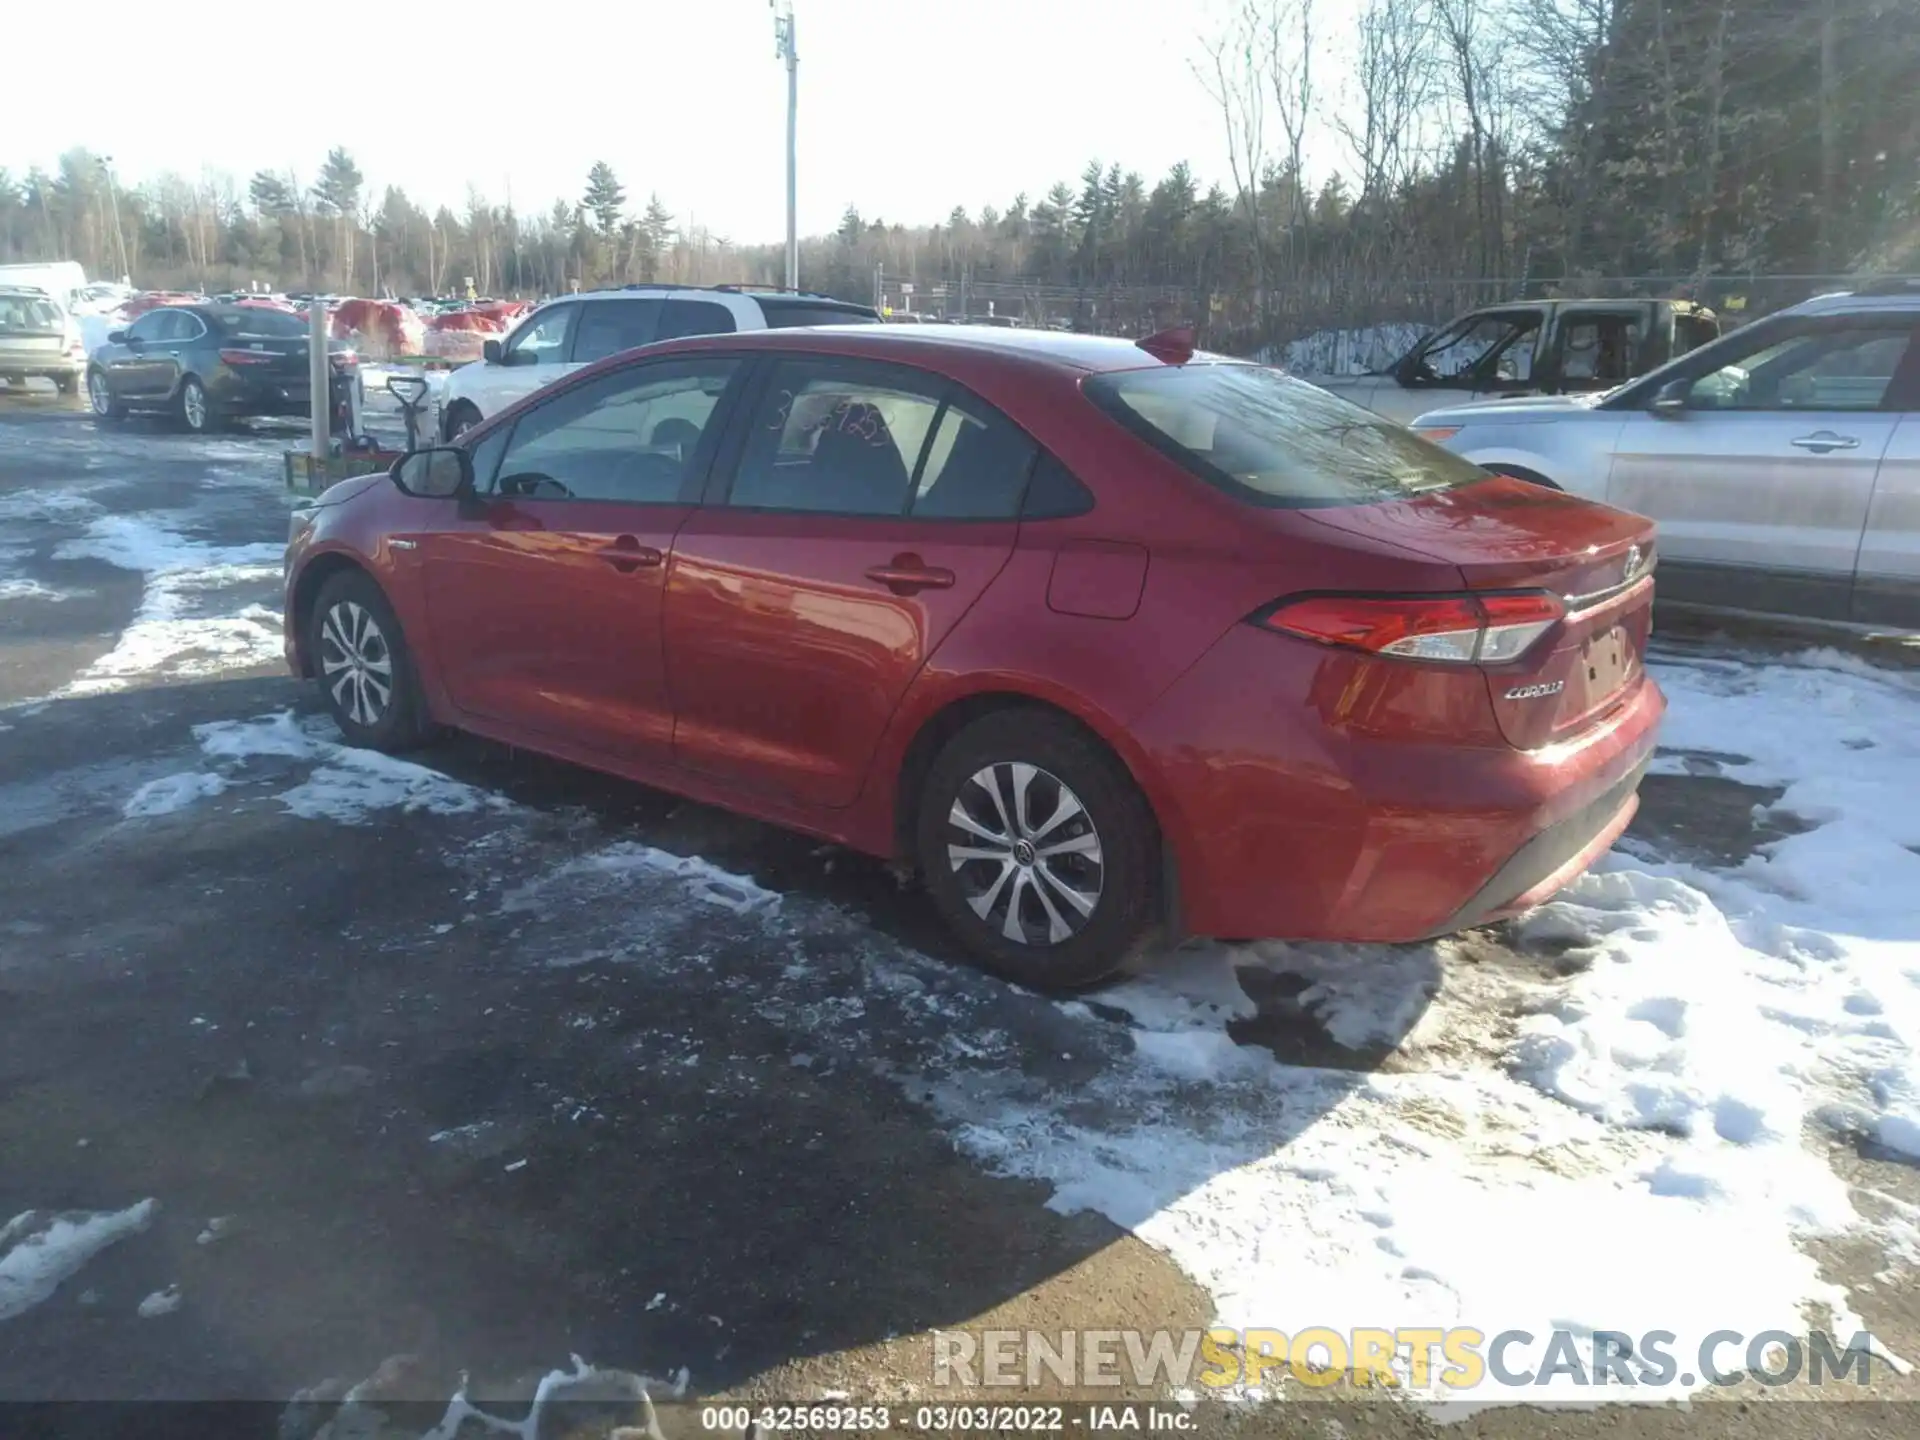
[915,708,1161,991]
[443,401,480,441]
[309,570,434,752]
[86,368,125,420]
[176,375,215,434]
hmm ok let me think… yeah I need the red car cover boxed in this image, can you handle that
[331,299,426,359]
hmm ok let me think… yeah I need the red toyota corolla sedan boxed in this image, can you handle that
[283,324,1664,989]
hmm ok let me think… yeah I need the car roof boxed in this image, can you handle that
[1788,287,1920,318]
[653,323,1225,375]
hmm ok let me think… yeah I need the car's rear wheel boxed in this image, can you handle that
[176,376,214,434]
[915,709,1160,990]
[87,368,124,420]
[309,570,433,752]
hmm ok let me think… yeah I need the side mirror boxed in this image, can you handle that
[108,329,128,344]
[1651,378,1691,417]
[390,446,472,499]
[482,339,503,364]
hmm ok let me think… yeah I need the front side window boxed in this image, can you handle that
[1685,323,1915,412]
[1086,362,1487,509]
[156,311,205,342]
[571,299,662,363]
[729,360,944,516]
[1408,314,1540,385]
[505,304,576,366]
[493,360,739,503]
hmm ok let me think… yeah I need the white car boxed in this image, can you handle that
[435,285,881,440]
[1410,284,1920,629]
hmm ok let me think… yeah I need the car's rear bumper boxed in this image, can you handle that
[1130,623,1666,943]
[0,350,82,379]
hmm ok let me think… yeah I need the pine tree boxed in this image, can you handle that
[583,162,626,237]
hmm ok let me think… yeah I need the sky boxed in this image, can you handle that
[8,0,1355,243]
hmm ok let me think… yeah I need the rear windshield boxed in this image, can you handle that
[758,301,880,329]
[221,308,308,338]
[1084,362,1488,507]
[0,295,63,331]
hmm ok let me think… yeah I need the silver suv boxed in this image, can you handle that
[1411,283,1920,629]
[436,284,880,440]
[0,286,86,396]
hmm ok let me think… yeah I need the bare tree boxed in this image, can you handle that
[1195,3,1274,295]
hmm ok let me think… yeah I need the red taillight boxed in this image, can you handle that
[219,348,275,367]
[330,349,357,368]
[1258,591,1564,664]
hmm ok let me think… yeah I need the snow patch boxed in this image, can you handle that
[136,1285,182,1318]
[192,711,509,825]
[0,579,93,603]
[123,771,229,819]
[52,514,284,695]
[0,1200,156,1321]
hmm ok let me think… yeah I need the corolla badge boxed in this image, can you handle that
[1623,543,1644,580]
[1504,681,1566,701]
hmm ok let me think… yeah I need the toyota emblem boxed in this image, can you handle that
[1624,543,1643,580]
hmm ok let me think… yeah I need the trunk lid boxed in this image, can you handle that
[1301,475,1656,749]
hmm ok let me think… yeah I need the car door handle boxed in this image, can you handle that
[1789,431,1860,453]
[595,536,664,572]
[865,556,956,594]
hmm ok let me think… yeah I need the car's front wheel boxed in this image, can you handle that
[915,709,1161,990]
[309,570,433,751]
[87,368,124,420]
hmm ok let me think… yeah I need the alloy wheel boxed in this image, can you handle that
[319,600,394,727]
[87,371,110,416]
[181,381,207,431]
[946,762,1105,945]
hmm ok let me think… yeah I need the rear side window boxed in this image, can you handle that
[910,398,1038,519]
[571,298,661,363]
[1085,363,1486,508]
[758,300,880,329]
[655,300,738,340]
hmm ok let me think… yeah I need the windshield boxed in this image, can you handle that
[1085,362,1489,507]
[220,308,309,338]
[0,295,64,332]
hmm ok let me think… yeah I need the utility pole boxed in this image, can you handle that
[100,155,129,284]
[772,0,799,291]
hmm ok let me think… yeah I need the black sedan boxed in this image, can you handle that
[86,304,359,434]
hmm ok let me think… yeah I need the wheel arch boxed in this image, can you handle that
[886,686,1184,934]
[287,550,376,678]
[440,396,482,440]
[1477,460,1564,491]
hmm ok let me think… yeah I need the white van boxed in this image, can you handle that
[0,262,89,309]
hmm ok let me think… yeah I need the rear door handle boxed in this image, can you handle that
[595,536,664,572]
[1789,431,1860,453]
[865,556,956,594]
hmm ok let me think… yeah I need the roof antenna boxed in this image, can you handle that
[1136,323,1197,365]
